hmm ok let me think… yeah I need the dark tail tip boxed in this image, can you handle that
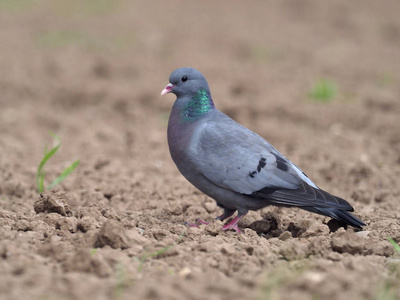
[315,207,366,229]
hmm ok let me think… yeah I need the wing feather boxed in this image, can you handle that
[192,113,313,195]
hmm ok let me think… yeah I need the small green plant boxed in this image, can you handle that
[136,231,185,273]
[0,0,36,12]
[388,237,400,254]
[36,132,80,193]
[258,262,307,300]
[137,245,174,273]
[36,30,134,53]
[373,237,400,300]
[36,30,98,48]
[308,79,337,102]
[51,0,121,16]
[114,262,128,300]
[251,46,270,62]
[374,267,400,300]
[375,283,398,300]
[378,72,394,87]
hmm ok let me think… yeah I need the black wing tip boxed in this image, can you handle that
[315,207,366,229]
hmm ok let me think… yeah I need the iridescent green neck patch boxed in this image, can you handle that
[182,88,214,119]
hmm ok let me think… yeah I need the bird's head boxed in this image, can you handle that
[161,68,210,98]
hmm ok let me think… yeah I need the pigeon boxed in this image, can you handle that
[161,67,365,233]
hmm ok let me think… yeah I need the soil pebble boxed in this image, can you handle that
[95,220,130,249]
[248,212,281,234]
[331,230,365,255]
[34,190,73,216]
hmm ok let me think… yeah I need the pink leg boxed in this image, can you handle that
[196,219,209,225]
[222,215,245,233]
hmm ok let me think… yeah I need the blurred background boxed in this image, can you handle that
[1,0,399,164]
[1,1,400,299]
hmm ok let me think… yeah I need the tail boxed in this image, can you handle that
[251,181,366,229]
[303,206,366,229]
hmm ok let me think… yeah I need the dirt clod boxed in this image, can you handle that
[279,240,308,261]
[34,190,73,216]
[248,212,281,234]
[77,216,99,232]
[96,220,130,249]
[279,231,292,241]
[331,231,365,255]
[287,222,307,237]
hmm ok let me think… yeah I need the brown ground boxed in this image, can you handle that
[1,1,400,299]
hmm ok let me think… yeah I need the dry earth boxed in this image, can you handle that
[1,1,400,299]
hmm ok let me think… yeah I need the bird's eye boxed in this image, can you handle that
[181,76,188,82]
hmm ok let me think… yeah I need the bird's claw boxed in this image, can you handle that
[196,219,209,225]
[222,223,241,233]
[220,215,243,233]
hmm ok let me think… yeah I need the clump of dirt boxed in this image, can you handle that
[34,190,73,216]
[96,220,130,249]
[331,230,365,254]
[248,212,281,235]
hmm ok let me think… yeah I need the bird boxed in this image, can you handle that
[161,67,365,233]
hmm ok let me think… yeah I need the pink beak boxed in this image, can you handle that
[161,83,175,96]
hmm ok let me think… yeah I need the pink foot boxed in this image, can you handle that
[221,215,244,233]
[196,219,209,225]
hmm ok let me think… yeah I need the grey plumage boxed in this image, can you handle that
[162,67,365,233]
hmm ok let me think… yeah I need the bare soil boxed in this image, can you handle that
[1,1,400,299]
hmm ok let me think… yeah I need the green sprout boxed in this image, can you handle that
[36,132,80,193]
[378,72,394,87]
[308,79,337,102]
[36,30,98,49]
[136,231,185,273]
[251,46,270,62]
[114,262,128,300]
[388,237,400,254]
[137,245,174,273]
[374,238,400,300]
[0,0,36,12]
